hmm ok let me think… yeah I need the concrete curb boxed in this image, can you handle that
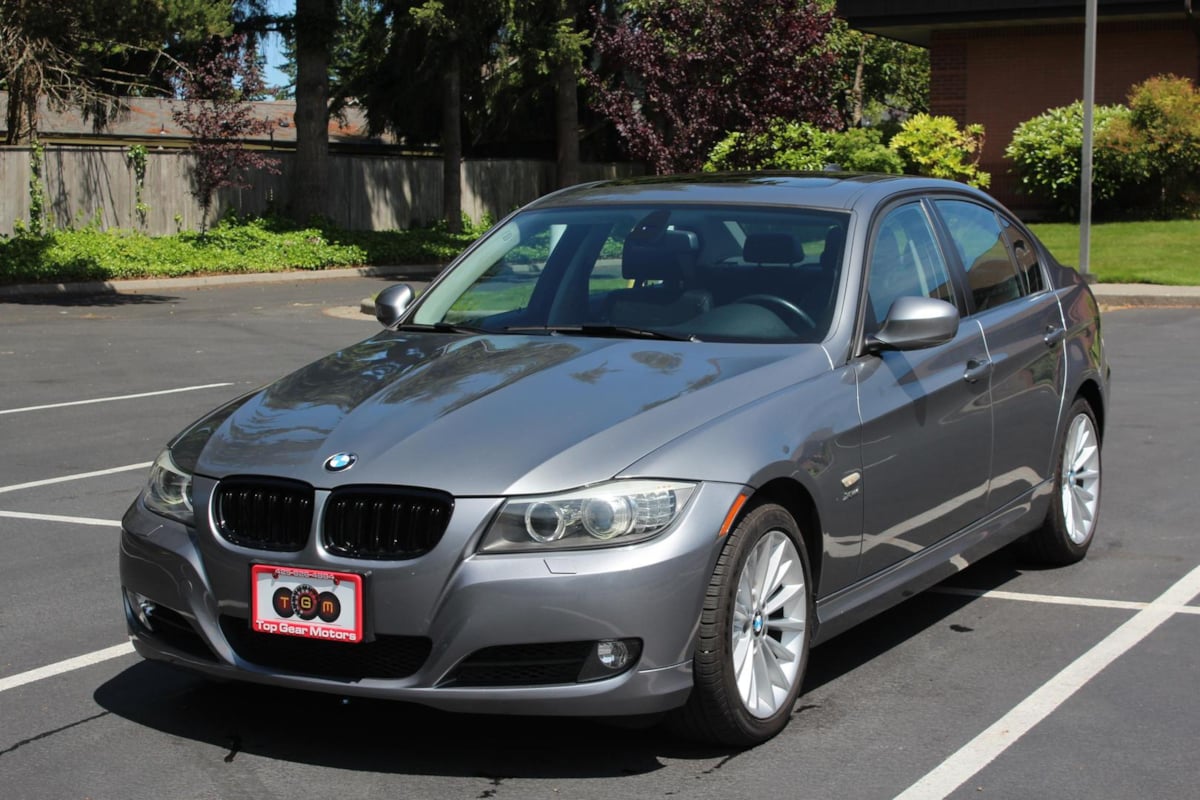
[0,264,445,299]
[1090,283,1200,309]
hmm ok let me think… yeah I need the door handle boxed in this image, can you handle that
[1044,325,1066,348]
[963,358,993,384]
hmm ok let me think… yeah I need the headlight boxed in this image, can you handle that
[479,480,695,553]
[141,449,194,525]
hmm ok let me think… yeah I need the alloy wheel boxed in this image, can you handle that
[730,529,808,718]
[1061,413,1101,544]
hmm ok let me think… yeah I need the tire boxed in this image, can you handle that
[1021,398,1102,565]
[671,503,813,747]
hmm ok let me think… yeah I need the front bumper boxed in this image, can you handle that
[118,481,739,716]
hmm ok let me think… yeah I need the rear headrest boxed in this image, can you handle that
[622,229,700,281]
[820,226,846,269]
[742,233,804,265]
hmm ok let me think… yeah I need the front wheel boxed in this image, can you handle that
[1021,398,1102,565]
[672,503,813,746]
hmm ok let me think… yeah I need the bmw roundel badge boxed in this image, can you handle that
[323,452,357,472]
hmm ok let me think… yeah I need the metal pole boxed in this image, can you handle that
[1079,0,1098,276]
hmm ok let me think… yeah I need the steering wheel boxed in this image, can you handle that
[736,294,817,333]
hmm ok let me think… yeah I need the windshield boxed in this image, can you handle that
[412,204,850,343]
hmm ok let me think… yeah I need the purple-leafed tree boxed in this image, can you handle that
[173,33,280,232]
[587,0,840,174]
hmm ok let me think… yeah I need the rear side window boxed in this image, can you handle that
[935,199,1025,312]
[1000,216,1046,295]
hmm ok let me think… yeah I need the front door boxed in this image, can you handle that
[854,201,993,578]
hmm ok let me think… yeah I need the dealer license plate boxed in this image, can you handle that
[250,565,363,643]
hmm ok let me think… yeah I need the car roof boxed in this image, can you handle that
[525,172,992,213]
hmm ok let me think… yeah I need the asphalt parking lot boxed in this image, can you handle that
[1,277,1197,800]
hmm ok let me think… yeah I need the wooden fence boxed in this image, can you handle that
[0,146,641,236]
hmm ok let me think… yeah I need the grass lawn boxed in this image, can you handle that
[1029,219,1200,285]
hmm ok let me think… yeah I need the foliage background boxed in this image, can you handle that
[1007,76,1200,220]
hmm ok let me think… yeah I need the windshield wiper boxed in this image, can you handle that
[503,324,700,342]
[393,322,491,335]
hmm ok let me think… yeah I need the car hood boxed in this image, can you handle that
[193,332,830,495]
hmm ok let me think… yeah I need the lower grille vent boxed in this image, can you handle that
[219,616,431,680]
[143,605,219,662]
[441,641,594,687]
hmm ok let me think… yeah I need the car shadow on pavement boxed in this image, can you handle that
[1,291,179,307]
[803,547,1025,693]
[93,549,1026,776]
[93,662,730,777]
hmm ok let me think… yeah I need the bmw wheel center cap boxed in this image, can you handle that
[324,452,357,472]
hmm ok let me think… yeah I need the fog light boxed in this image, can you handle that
[597,639,632,670]
[577,638,642,682]
[124,589,156,631]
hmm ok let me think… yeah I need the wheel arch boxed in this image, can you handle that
[1074,377,1106,441]
[741,477,824,598]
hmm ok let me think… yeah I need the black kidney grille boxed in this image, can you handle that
[214,477,314,552]
[323,487,453,560]
[219,616,431,680]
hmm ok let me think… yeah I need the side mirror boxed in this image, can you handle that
[866,296,959,353]
[375,283,415,328]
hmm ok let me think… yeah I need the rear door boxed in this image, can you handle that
[931,198,1066,510]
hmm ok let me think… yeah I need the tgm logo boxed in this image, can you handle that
[271,583,341,622]
[323,452,357,472]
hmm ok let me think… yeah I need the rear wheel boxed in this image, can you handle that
[672,503,812,746]
[1021,398,1102,565]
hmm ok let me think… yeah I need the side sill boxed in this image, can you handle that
[811,481,1051,646]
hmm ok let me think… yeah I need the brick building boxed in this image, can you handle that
[837,0,1200,211]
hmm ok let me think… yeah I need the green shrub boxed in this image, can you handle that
[1006,101,1137,218]
[1007,76,1200,220]
[704,122,829,171]
[1110,75,1200,216]
[827,126,904,173]
[704,121,902,174]
[0,216,482,286]
[889,113,990,188]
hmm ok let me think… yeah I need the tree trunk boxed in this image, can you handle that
[442,48,463,233]
[851,40,865,127]
[5,67,37,145]
[555,0,581,188]
[290,0,335,224]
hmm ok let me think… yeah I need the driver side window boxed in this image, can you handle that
[866,203,954,331]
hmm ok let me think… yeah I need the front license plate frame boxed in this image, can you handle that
[250,564,364,644]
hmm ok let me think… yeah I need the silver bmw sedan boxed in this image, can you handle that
[120,173,1108,746]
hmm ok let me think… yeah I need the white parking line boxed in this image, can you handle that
[0,382,234,416]
[0,510,121,527]
[895,564,1200,800]
[932,585,1200,616]
[0,462,152,495]
[0,643,135,694]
